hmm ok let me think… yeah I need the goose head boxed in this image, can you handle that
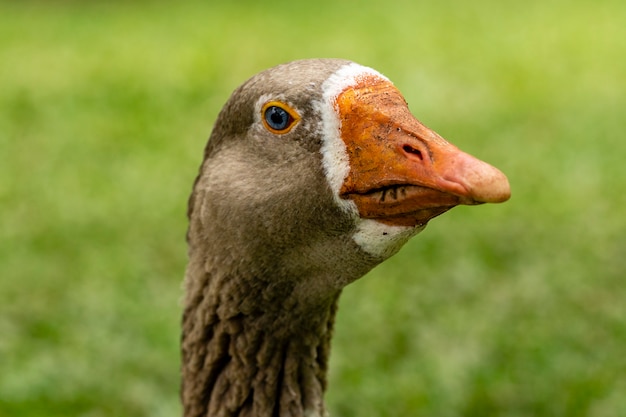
[187,59,509,286]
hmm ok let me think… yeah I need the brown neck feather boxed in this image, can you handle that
[181,267,340,417]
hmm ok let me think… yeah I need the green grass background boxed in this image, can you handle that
[1,1,625,416]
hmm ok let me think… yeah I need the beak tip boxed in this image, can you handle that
[470,168,511,204]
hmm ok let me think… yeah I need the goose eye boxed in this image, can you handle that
[261,101,300,134]
[265,106,291,130]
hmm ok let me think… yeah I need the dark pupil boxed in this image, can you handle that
[265,106,290,130]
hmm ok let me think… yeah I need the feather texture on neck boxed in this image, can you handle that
[182,260,341,417]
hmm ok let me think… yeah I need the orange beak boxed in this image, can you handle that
[336,76,511,227]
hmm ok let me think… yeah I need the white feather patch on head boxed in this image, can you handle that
[315,63,422,258]
[353,219,424,259]
[315,63,389,214]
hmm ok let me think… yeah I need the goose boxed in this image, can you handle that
[182,58,510,417]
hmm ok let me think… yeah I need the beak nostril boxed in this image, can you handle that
[402,144,424,161]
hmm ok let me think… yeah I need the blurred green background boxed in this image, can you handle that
[1,0,625,416]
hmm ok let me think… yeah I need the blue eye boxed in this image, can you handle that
[261,102,300,134]
[264,106,292,131]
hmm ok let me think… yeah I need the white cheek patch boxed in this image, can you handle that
[316,63,420,258]
[316,63,389,214]
[354,220,424,259]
